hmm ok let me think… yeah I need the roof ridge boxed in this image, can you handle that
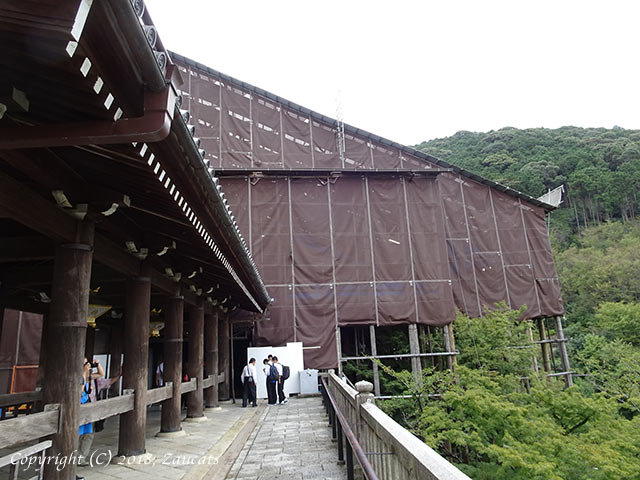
[168,50,555,211]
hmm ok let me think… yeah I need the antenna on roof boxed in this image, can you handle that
[335,89,346,165]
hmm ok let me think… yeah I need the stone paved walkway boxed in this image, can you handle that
[1,396,345,480]
[81,402,257,480]
[225,397,347,480]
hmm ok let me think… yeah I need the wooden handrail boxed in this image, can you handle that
[146,383,173,405]
[321,377,379,480]
[202,375,214,389]
[181,379,197,393]
[0,404,60,449]
[0,390,42,409]
[78,392,134,425]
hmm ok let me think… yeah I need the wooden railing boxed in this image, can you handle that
[327,372,470,480]
[0,372,226,452]
[0,440,51,480]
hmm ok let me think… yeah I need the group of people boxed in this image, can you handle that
[240,355,288,408]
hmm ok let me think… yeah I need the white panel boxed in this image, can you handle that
[246,342,304,399]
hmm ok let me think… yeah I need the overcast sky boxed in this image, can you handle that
[145,0,640,146]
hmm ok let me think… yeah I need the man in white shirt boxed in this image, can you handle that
[272,356,287,404]
[241,358,257,407]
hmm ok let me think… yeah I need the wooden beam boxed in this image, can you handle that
[181,379,196,394]
[0,404,60,449]
[79,392,134,424]
[147,383,173,406]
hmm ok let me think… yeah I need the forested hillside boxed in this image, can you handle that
[415,127,640,235]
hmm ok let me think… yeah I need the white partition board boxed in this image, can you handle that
[246,342,304,399]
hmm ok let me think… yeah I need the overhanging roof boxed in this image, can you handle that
[0,0,270,312]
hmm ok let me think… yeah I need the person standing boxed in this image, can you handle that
[272,356,287,404]
[241,358,257,407]
[78,358,121,466]
[265,357,278,405]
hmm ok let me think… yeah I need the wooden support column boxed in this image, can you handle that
[408,324,422,382]
[42,220,94,480]
[443,324,454,370]
[118,262,151,458]
[204,311,219,409]
[537,318,552,373]
[448,323,457,368]
[369,325,381,397]
[556,316,574,387]
[108,318,123,397]
[160,294,184,433]
[526,324,539,373]
[218,315,231,401]
[186,300,204,418]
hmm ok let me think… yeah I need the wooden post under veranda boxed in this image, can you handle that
[204,311,219,409]
[160,293,184,434]
[117,261,151,457]
[186,301,205,419]
[42,220,94,480]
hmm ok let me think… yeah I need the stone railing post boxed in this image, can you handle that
[355,380,375,441]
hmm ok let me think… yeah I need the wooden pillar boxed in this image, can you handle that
[204,311,219,409]
[108,318,123,397]
[537,318,552,373]
[369,325,380,397]
[218,315,230,401]
[161,294,183,432]
[527,324,539,373]
[186,301,204,418]
[408,324,422,382]
[42,221,94,480]
[443,324,454,370]
[118,262,151,457]
[556,316,574,387]
[448,323,457,367]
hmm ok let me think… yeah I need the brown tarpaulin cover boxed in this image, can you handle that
[177,61,564,369]
[0,309,42,393]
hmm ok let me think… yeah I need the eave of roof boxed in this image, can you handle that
[96,0,271,311]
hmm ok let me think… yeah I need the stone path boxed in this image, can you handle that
[81,402,257,480]
[225,397,346,480]
[1,397,345,480]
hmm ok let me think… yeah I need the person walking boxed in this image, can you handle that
[241,358,257,407]
[272,356,287,404]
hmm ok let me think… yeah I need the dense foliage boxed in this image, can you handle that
[359,128,640,478]
[379,304,640,479]
[415,126,640,234]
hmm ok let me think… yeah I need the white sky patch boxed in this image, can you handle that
[146,0,640,145]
